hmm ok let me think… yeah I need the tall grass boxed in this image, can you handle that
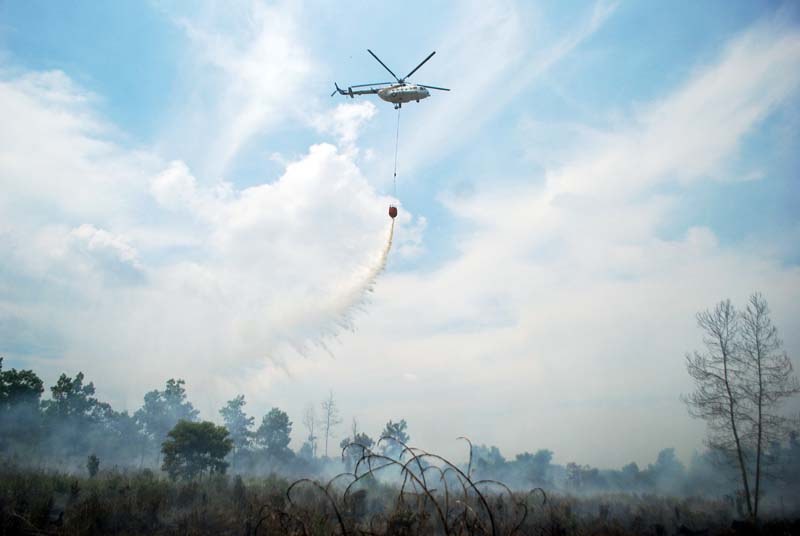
[2,443,797,535]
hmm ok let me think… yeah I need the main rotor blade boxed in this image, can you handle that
[403,51,436,81]
[367,49,401,82]
[419,84,450,91]
[349,82,394,88]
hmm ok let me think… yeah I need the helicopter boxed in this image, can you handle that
[331,49,450,109]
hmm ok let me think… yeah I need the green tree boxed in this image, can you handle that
[104,409,148,467]
[379,419,409,459]
[135,379,199,459]
[0,358,45,451]
[43,372,107,420]
[161,420,232,480]
[565,462,605,490]
[256,407,293,459]
[87,454,100,477]
[516,449,553,485]
[619,462,642,489]
[646,448,685,493]
[42,372,111,457]
[0,357,44,406]
[341,431,374,470]
[219,395,254,458]
[473,444,506,474]
[298,441,314,460]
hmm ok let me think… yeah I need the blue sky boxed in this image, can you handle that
[1,1,799,467]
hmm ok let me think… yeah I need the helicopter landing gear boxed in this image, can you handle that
[394,103,402,110]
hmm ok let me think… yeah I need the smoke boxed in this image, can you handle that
[288,218,395,356]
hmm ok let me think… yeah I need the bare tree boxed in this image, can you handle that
[684,294,799,522]
[302,404,318,459]
[738,293,800,519]
[684,299,752,516]
[320,391,342,458]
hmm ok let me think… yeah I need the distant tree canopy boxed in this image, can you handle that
[0,358,45,450]
[516,449,553,485]
[565,462,606,490]
[647,447,685,491]
[219,395,254,454]
[342,431,374,453]
[256,408,293,460]
[473,444,506,471]
[0,358,44,408]
[341,431,375,470]
[135,378,199,448]
[379,419,409,458]
[43,372,112,420]
[104,409,146,459]
[161,420,232,480]
[42,372,112,455]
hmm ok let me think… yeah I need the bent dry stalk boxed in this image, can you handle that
[265,436,549,536]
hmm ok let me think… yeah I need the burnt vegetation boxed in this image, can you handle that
[2,437,799,535]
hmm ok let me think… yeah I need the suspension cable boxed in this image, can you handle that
[393,107,401,198]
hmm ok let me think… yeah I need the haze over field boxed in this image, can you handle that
[1,0,799,470]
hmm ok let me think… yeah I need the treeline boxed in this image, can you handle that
[2,357,799,504]
[0,358,409,478]
[0,364,198,472]
[468,441,800,506]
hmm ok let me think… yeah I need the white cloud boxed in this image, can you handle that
[150,160,199,210]
[164,1,315,180]
[70,224,142,269]
[395,0,618,177]
[312,101,378,154]
[0,71,157,223]
[543,21,800,201]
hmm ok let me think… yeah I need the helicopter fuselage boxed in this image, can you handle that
[378,84,430,104]
[331,50,448,107]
